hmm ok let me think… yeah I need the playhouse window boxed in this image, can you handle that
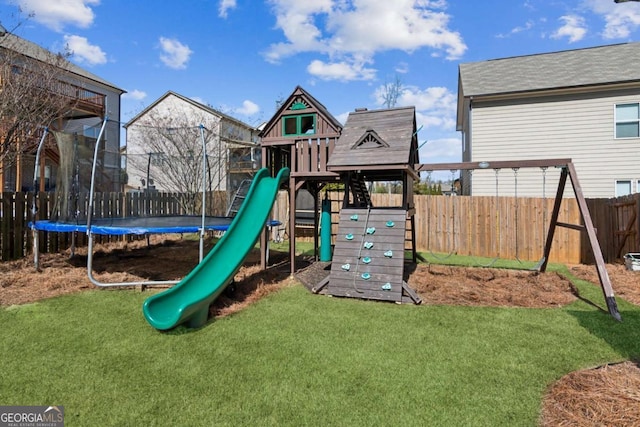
[283,114,316,136]
[615,103,640,138]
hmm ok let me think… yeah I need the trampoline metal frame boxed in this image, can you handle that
[31,119,268,288]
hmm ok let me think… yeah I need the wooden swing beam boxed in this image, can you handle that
[416,158,622,321]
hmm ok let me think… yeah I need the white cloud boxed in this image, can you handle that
[551,15,587,43]
[373,85,456,130]
[218,0,237,18]
[264,0,466,81]
[158,37,193,70]
[584,0,640,39]
[496,20,536,39]
[122,89,147,101]
[395,62,409,74]
[307,59,376,81]
[235,100,260,116]
[418,137,460,164]
[64,34,106,65]
[13,0,99,31]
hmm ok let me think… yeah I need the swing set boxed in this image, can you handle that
[417,158,621,322]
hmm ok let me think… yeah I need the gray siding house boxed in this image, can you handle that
[457,42,640,198]
[124,91,260,197]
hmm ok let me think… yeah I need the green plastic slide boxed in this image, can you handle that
[142,167,290,330]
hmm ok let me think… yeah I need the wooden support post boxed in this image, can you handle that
[540,167,568,272]
[566,162,621,321]
[260,146,268,270]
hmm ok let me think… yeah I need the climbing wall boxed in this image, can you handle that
[322,208,419,303]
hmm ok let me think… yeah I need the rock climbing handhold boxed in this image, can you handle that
[361,273,371,280]
[350,214,359,221]
[384,250,393,258]
[366,227,375,235]
[363,241,373,249]
[381,283,392,291]
[362,256,371,264]
[341,263,350,271]
[385,221,395,227]
[345,233,354,240]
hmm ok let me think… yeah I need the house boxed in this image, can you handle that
[457,42,640,198]
[124,91,259,200]
[0,29,124,192]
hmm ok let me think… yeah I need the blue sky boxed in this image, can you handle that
[3,0,640,169]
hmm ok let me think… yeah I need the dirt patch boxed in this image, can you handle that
[409,264,577,308]
[2,238,640,424]
[541,361,640,426]
[0,236,292,318]
[568,263,640,306]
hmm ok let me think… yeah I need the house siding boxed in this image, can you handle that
[126,93,257,194]
[468,88,640,198]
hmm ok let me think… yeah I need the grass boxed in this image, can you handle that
[1,257,639,426]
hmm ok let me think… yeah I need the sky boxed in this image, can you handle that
[3,0,640,176]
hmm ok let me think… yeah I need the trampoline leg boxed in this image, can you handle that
[187,307,209,329]
[33,228,40,269]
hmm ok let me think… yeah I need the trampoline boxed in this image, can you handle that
[31,215,235,235]
[31,120,279,288]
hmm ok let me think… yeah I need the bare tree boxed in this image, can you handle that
[126,108,226,214]
[0,26,78,169]
[380,74,403,109]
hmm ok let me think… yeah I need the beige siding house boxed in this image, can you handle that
[457,42,640,198]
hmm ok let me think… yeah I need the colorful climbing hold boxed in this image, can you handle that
[384,250,393,258]
[363,241,373,249]
[345,233,354,240]
[361,273,371,280]
[385,220,395,227]
[350,214,359,221]
[381,283,392,291]
[362,256,371,264]
[341,263,350,271]
[366,227,375,235]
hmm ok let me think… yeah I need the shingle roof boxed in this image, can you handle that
[327,106,416,169]
[0,32,123,92]
[124,91,257,133]
[459,42,640,97]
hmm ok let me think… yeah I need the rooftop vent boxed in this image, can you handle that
[354,108,368,112]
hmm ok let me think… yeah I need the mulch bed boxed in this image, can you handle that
[2,236,640,424]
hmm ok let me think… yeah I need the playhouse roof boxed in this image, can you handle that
[258,85,342,142]
[327,106,417,172]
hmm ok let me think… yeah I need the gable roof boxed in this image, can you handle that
[258,85,343,138]
[124,90,257,132]
[0,32,124,92]
[327,106,417,170]
[459,42,640,98]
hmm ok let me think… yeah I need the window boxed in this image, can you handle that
[616,180,632,197]
[83,125,101,139]
[615,103,640,138]
[282,114,316,136]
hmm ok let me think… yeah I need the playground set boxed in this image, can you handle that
[30,85,621,330]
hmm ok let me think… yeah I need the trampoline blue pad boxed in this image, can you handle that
[31,216,280,236]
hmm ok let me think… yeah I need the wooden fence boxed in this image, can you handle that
[0,191,228,261]
[271,191,640,265]
[2,190,639,265]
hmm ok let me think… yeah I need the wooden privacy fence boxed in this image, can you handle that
[0,191,228,261]
[271,191,640,265]
[2,189,639,264]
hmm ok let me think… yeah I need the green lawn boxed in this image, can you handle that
[1,258,639,426]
